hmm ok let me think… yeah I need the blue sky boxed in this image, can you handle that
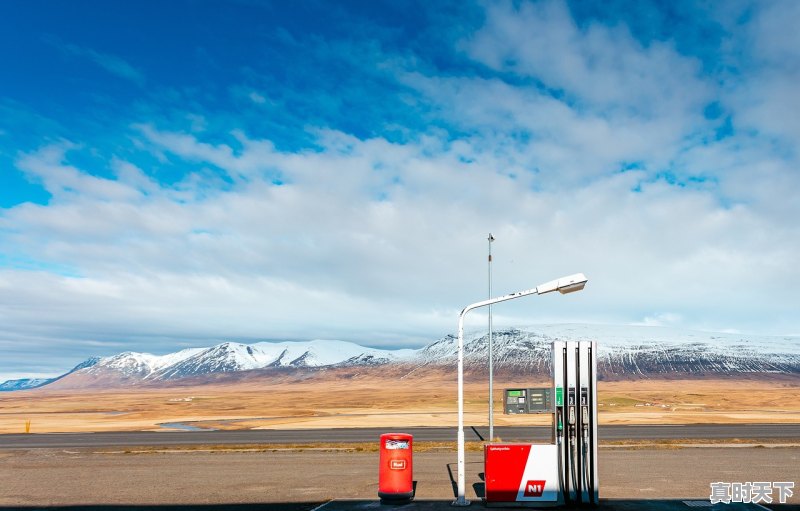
[1,0,799,380]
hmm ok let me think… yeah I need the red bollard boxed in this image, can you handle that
[378,433,414,502]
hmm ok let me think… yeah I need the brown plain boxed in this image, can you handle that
[1,368,798,434]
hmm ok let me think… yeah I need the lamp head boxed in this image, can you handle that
[536,273,588,295]
[558,280,586,294]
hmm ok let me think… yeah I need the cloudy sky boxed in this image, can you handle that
[1,0,798,381]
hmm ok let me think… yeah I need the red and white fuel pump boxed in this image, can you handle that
[484,341,599,507]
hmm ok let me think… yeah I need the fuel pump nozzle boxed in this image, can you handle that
[568,399,577,465]
[581,404,589,441]
[580,389,592,504]
[556,407,566,503]
[567,389,579,503]
[556,408,564,443]
[581,403,590,479]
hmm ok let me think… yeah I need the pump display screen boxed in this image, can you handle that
[504,388,528,414]
[527,387,553,413]
[504,387,553,414]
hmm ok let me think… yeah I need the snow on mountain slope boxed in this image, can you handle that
[0,378,53,391]
[415,324,799,376]
[86,348,204,379]
[249,339,415,368]
[78,326,800,381]
[0,357,101,392]
[4,324,798,390]
[415,328,553,373]
[82,339,416,381]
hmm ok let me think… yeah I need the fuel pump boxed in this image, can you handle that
[554,340,598,505]
[484,341,598,507]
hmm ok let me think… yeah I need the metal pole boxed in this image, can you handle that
[454,311,470,506]
[487,233,494,441]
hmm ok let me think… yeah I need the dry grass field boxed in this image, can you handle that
[1,369,798,434]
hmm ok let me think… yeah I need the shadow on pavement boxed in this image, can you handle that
[319,500,800,511]
[445,462,456,498]
[446,461,486,501]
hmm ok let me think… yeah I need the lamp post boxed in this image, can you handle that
[487,233,495,442]
[452,272,588,507]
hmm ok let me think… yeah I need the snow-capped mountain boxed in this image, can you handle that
[80,339,416,382]
[417,324,800,376]
[0,357,100,391]
[2,324,798,390]
[0,378,54,391]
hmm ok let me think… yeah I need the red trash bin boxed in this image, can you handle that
[378,433,414,501]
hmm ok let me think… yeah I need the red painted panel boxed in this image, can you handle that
[484,444,531,502]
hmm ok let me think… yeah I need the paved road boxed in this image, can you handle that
[1,447,798,507]
[1,423,798,449]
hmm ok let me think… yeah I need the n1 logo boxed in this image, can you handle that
[524,480,546,498]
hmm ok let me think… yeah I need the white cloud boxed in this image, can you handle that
[16,143,146,202]
[393,2,721,194]
[399,72,701,187]
[4,123,798,356]
[464,0,710,118]
[722,1,800,149]
[3,1,799,378]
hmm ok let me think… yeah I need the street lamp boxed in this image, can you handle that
[452,272,588,507]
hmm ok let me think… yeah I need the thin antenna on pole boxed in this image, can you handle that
[488,233,495,441]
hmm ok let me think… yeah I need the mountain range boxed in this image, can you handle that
[3,324,798,391]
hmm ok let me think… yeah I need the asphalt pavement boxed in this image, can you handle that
[2,447,799,507]
[1,423,799,449]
